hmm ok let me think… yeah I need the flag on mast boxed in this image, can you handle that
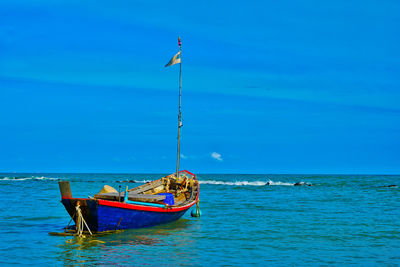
[165,51,181,67]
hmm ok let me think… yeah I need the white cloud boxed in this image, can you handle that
[211,152,223,161]
[180,154,188,159]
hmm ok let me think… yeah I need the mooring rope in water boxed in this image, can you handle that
[75,201,92,237]
[191,199,201,217]
[195,199,200,215]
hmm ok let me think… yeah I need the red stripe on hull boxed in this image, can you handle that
[98,199,196,212]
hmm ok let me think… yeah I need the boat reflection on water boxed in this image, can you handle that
[56,219,200,266]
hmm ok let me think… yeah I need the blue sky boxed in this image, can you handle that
[1,1,399,174]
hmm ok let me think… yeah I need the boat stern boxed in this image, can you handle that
[59,181,99,232]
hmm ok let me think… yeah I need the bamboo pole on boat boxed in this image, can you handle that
[176,36,182,178]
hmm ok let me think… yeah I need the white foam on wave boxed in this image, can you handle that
[0,176,59,181]
[33,176,58,180]
[137,180,152,183]
[265,180,294,186]
[199,180,294,186]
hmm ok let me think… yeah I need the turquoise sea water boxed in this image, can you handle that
[0,173,399,266]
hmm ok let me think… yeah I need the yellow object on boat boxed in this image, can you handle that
[97,185,118,195]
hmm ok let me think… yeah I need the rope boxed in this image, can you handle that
[195,199,200,215]
[75,201,92,237]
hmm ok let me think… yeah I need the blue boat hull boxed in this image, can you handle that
[61,198,190,232]
[97,205,187,231]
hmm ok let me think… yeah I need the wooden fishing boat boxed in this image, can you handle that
[57,37,200,233]
[58,170,199,232]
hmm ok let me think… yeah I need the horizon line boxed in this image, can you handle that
[0,171,399,176]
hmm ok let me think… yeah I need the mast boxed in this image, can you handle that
[176,36,182,177]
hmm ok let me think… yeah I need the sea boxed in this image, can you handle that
[0,173,399,266]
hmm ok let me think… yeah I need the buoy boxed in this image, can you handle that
[191,199,201,217]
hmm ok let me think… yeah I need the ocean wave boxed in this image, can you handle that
[266,180,296,186]
[0,176,311,186]
[0,176,59,181]
[198,180,296,186]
